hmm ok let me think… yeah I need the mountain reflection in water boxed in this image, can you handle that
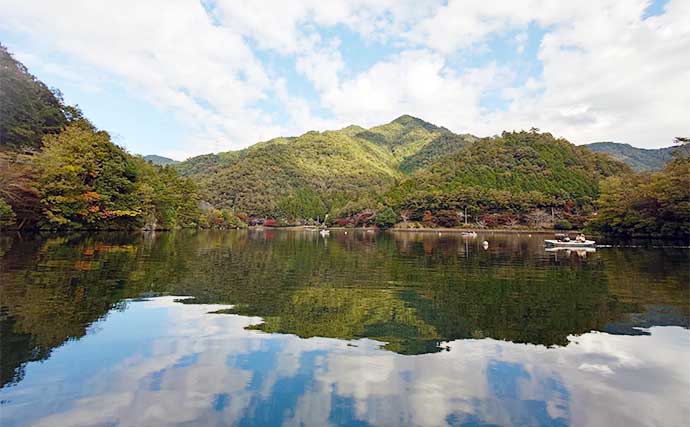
[0,230,688,427]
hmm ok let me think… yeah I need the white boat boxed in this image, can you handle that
[545,247,596,253]
[461,231,477,237]
[544,239,595,248]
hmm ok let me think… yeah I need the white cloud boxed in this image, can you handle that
[0,0,688,155]
[479,0,690,146]
[320,50,497,129]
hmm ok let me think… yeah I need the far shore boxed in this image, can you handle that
[388,227,576,235]
[255,225,580,235]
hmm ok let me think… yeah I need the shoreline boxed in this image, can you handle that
[261,225,576,234]
[387,227,568,235]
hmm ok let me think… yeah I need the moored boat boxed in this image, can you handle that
[544,239,595,248]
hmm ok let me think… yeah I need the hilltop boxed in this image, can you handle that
[143,155,178,166]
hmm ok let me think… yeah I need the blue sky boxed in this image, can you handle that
[1,0,686,159]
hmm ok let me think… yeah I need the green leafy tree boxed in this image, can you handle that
[33,121,140,229]
[375,206,398,228]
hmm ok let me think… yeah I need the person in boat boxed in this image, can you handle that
[575,233,586,243]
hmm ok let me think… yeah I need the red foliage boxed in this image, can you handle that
[353,210,375,227]
[565,200,576,213]
[480,213,519,227]
[263,219,278,227]
[335,218,351,227]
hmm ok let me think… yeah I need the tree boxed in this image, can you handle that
[33,121,140,228]
[526,209,552,228]
[375,207,398,229]
[0,153,41,228]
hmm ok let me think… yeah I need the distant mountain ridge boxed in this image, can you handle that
[143,155,178,166]
[583,142,685,171]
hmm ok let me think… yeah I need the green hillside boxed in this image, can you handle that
[381,131,630,229]
[0,44,76,152]
[354,114,452,161]
[584,142,687,171]
[179,130,403,217]
[399,133,478,173]
[405,132,627,200]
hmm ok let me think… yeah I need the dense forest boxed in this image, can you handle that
[1,44,687,236]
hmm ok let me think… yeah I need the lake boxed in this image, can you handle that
[0,230,688,427]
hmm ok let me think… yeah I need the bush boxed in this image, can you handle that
[554,219,573,230]
[375,207,398,229]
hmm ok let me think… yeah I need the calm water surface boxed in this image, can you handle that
[0,230,688,427]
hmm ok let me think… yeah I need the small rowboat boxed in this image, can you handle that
[544,239,595,248]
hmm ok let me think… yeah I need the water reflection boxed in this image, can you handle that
[0,230,688,426]
[0,297,687,427]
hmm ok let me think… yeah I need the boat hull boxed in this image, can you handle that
[544,240,596,248]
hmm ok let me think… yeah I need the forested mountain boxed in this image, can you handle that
[143,155,178,166]
[177,118,627,228]
[584,142,687,171]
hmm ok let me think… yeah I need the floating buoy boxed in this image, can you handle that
[344,231,348,235]
[482,240,489,250]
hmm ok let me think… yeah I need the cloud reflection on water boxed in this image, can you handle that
[1,297,687,427]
